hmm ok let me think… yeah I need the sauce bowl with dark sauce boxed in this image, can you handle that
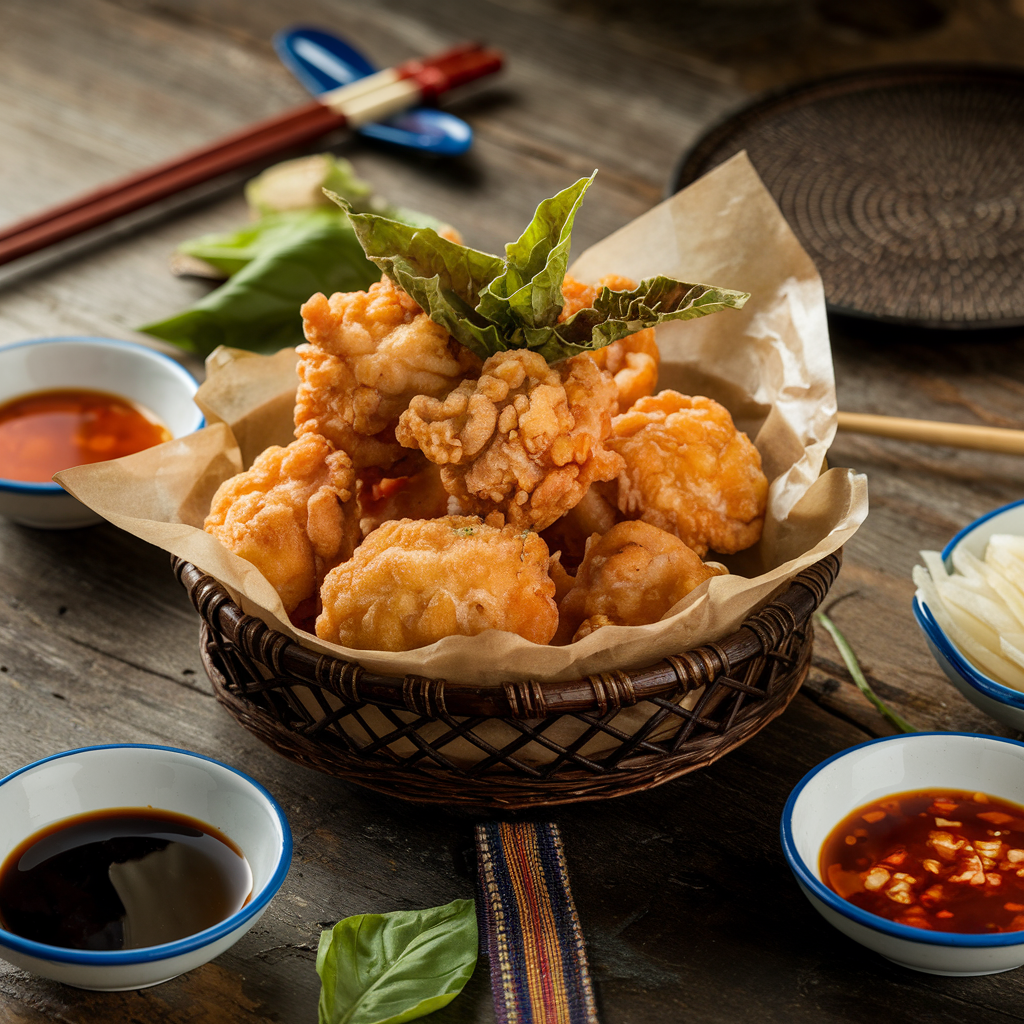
[0,745,291,990]
[781,732,1024,976]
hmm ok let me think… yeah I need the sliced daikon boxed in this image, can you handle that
[1001,634,1024,672]
[935,579,1020,641]
[914,566,1024,691]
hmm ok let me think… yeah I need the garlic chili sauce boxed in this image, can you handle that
[821,789,1024,934]
[0,388,171,483]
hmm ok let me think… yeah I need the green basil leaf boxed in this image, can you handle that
[178,156,448,281]
[341,175,749,363]
[246,154,374,217]
[142,154,448,355]
[176,208,344,278]
[140,211,379,356]
[316,898,478,1024]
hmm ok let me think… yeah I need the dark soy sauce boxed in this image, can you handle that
[0,808,253,950]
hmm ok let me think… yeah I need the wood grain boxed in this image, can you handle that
[1,1,1024,1021]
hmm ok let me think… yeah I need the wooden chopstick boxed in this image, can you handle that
[0,102,346,265]
[837,411,1024,455]
[0,43,502,269]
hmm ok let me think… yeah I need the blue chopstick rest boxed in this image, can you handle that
[273,27,474,156]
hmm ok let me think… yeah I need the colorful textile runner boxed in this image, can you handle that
[475,821,599,1024]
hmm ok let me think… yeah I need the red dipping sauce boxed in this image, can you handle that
[0,388,171,483]
[821,789,1024,934]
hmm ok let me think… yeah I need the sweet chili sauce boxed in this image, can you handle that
[0,388,171,483]
[821,789,1024,934]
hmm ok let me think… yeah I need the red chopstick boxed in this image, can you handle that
[0,44,502,269]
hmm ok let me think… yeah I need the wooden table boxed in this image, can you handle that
[2,1,1024,1021]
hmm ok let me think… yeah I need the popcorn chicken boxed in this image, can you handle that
[396,349,622,530]
[204,433,358,614]
[541,484,620,572]
[295,276,481,470]
[316,515,559,651]
[607,391,768,557]
[555,520,727,644]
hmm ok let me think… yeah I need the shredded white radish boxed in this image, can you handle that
[936,579,1021,639]
[1001,635,1024,672]
[918,541,1024,692]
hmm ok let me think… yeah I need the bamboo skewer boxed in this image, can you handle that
[837,411,1024,456]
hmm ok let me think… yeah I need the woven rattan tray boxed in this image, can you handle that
[672,64,1024,329]
[175,551,840,809]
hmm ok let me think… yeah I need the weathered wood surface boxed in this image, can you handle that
[1,0,1024,1021]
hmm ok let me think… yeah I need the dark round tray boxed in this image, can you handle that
[174,551,840,809]
[672,64,1024,330]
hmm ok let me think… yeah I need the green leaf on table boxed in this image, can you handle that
[176,208,346,279]
[316,898,478,1024]
[139,209,380,356]
[340,173,750,363]
[246,153,375,217]
[140,154,446,356]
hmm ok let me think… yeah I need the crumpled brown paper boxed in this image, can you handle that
[58,152,868,694]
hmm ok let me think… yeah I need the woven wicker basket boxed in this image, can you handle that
[175,551,840,809]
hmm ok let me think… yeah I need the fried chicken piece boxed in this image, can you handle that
[548,553,576,605]
[356,463,450,539]
[540,484,621,572]
[607,391,768,558]
[396,349,622,531]
[295,276,481,470]
[555,521,728,644]
[561,274,660,413]
[204,433,359,614]
[316,514,559,651]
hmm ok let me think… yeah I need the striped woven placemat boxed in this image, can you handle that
[475,821,599,1024]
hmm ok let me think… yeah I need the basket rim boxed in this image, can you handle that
[199,621,815,808]
[173,550,841,720]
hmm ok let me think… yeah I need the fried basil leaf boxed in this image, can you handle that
[525,275,751,363]
[475,172,594,331]
[340,175,749,363]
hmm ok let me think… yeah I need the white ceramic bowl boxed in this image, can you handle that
[914,498,1024,732]
[782,732,1024,976]
[0,745,291,990]
[0,337,203,529]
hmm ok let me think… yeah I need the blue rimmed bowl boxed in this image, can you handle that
[914,498,1024,732]
[0,337,203,529]
[782,732,1024,976]
[0,745,291,990]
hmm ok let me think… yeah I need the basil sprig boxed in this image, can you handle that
[337,172,750,363]
[316,898,478,1024]
[140,209,381,355]
[139,155,442,356]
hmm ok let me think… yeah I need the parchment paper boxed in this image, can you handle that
[58,153,868,698]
